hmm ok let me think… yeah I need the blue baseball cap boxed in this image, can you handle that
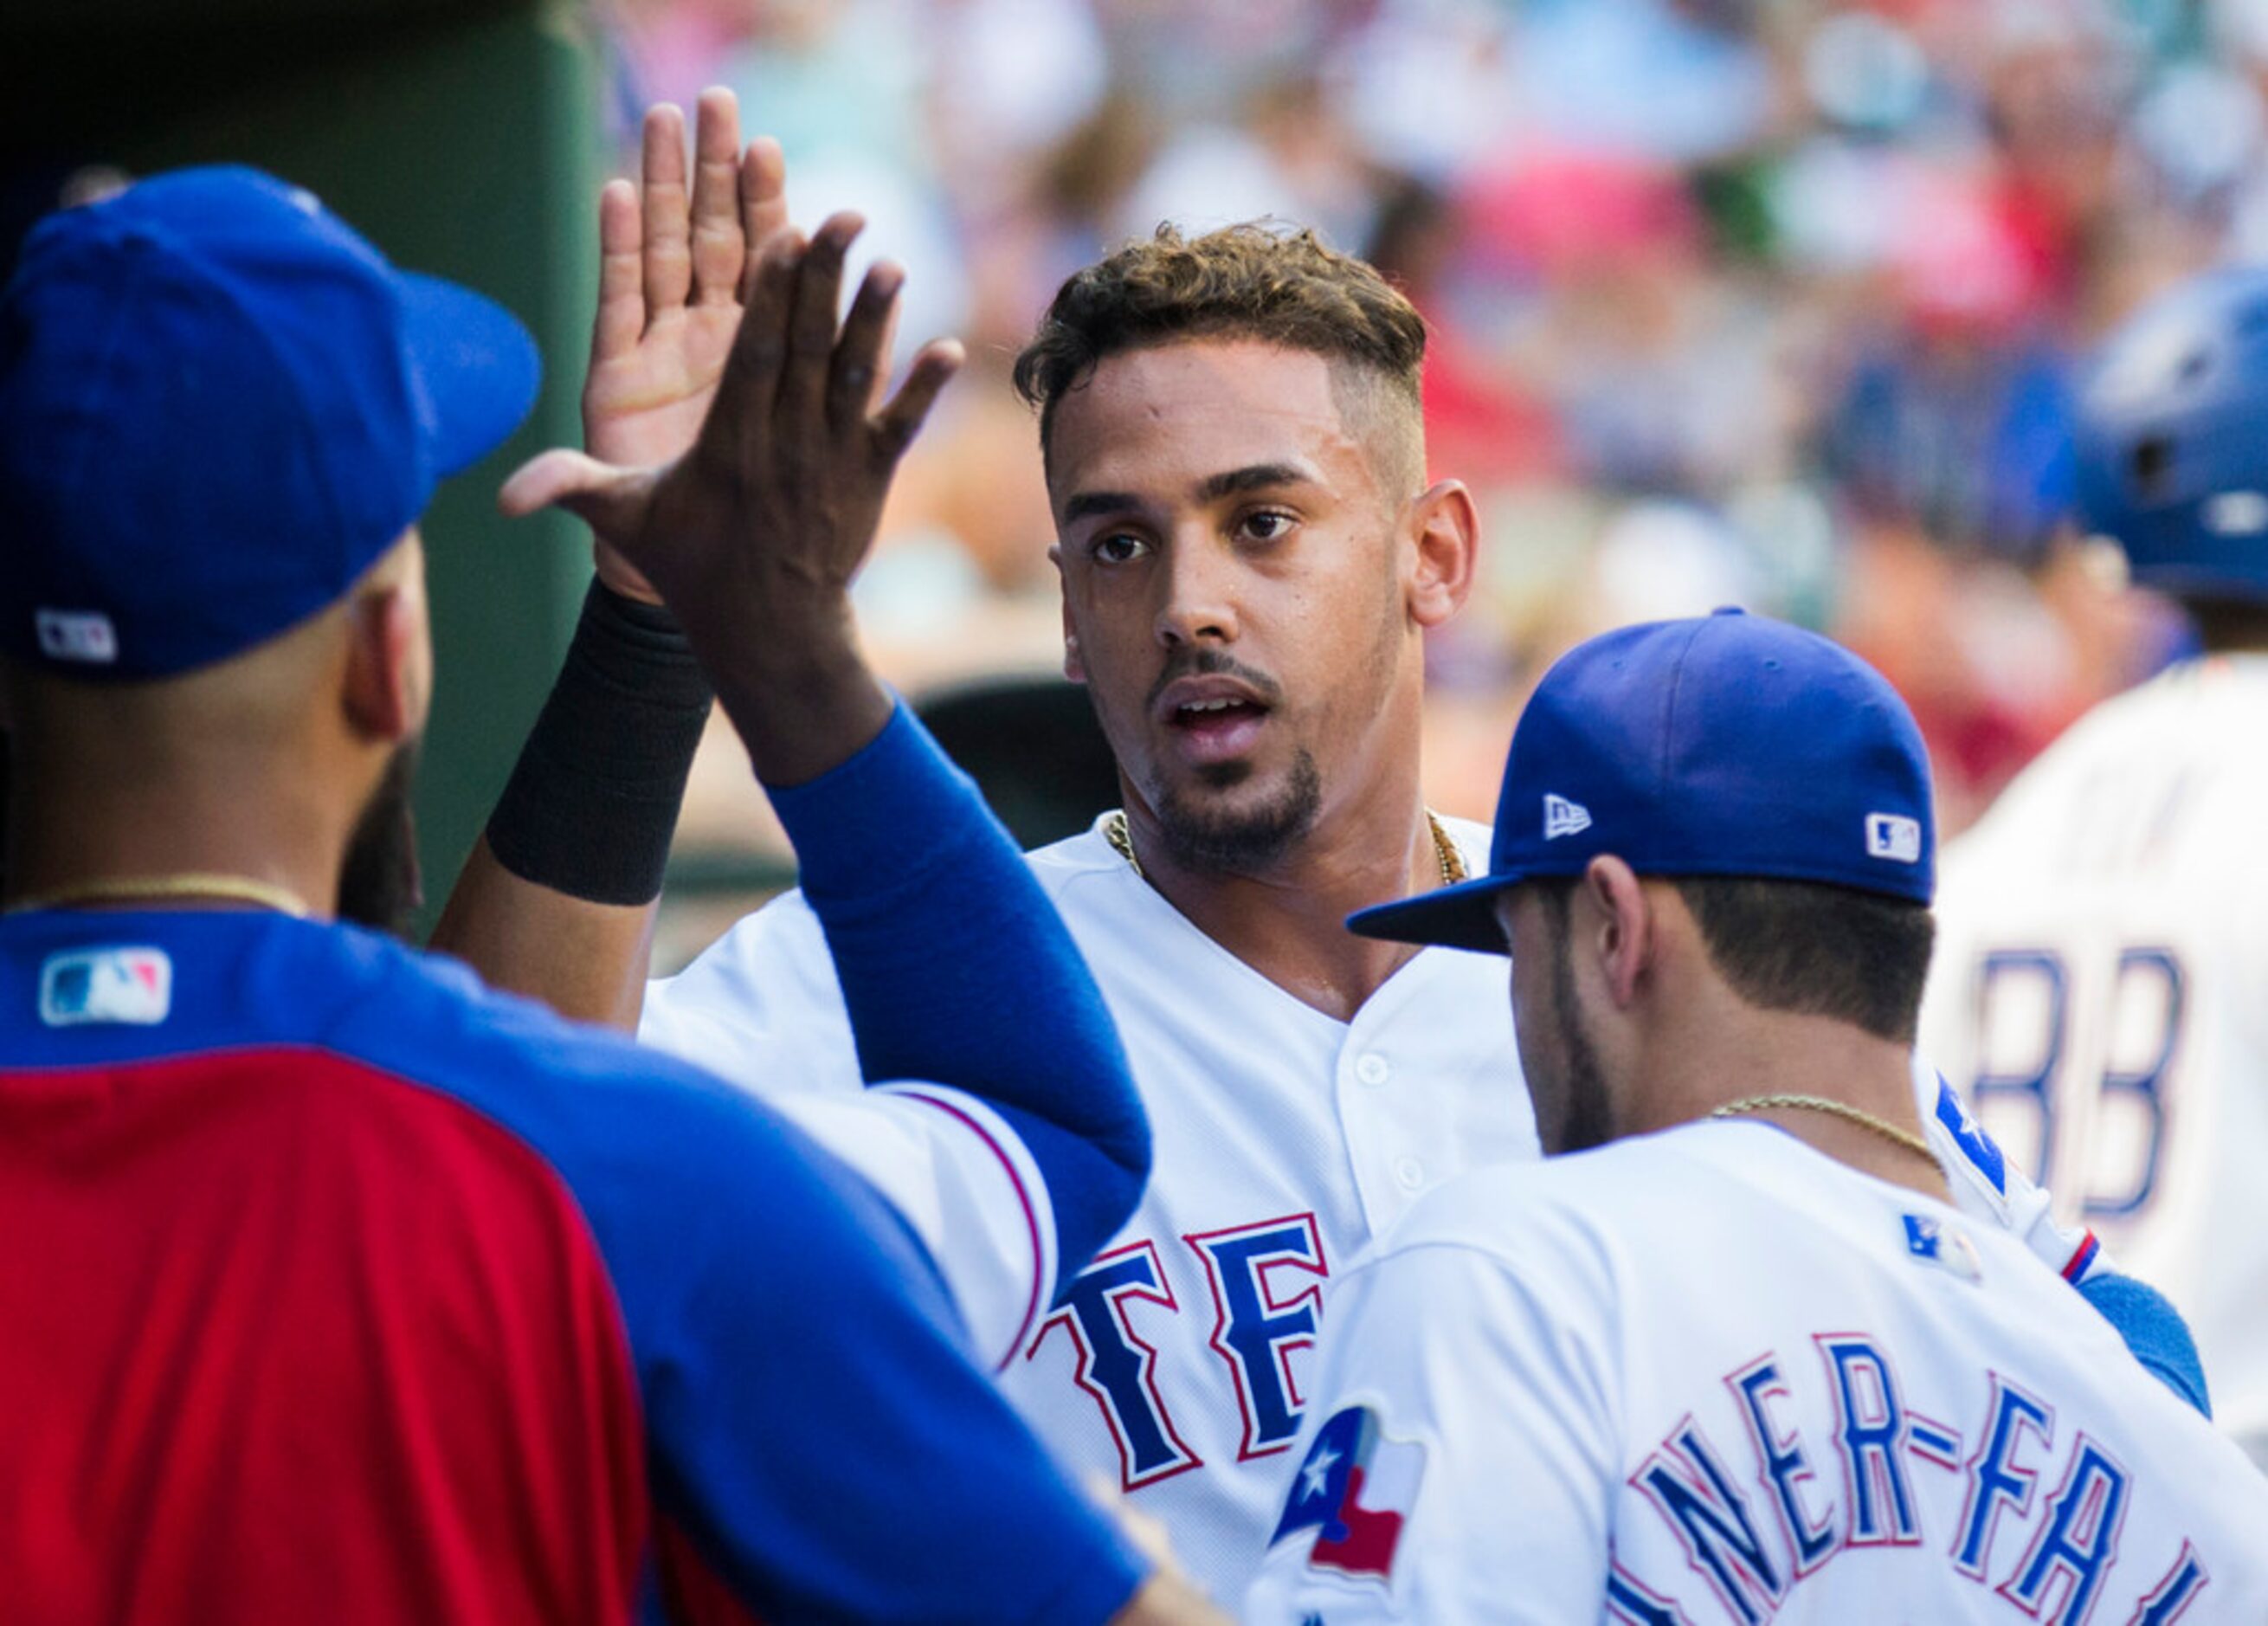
[0,165,539,678]
[1350,608,1935,953]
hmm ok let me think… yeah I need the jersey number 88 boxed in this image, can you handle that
[1962,945,2184,1223]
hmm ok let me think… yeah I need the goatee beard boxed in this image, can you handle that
[338,744,422,938]
[1152,747,1322,875]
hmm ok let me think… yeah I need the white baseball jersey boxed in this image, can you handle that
[1922,655,2268,1468]
[1246,1121,2268,1625]
[645,816,2103,1604]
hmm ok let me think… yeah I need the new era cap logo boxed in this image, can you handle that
[1543,794,1592,841]
[35,610,118,665]
[1865,812,1923,864]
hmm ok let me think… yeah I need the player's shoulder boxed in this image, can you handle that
[0,907,786,1175]
[1962,661,2241,821]
[1021,818,1207,947]
[693,821,1122,944]
[329,921,696,1081]
[1364,1132,1705,1282]
[1021,818,1134,893]
[356,924,959,1318]
[640,879,844,1043]
[324,923,843,1197]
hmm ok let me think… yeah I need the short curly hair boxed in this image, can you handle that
[1013,223,1428,497]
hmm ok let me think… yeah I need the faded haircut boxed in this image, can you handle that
[1012,223,1428,500]
[1674,877,1936,1046]
[1527,873,1936,1046]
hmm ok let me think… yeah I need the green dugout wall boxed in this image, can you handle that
[3,0,603,936]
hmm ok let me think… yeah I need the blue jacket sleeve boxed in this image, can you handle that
[764,704,1149,1279]
[2077,1270,2212,1417]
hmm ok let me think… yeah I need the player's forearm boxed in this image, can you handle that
[428,580,708,1029]
[429,836,657,1028]
[689,581,896,790]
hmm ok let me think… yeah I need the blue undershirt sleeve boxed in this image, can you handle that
[2077,1270,2212,1417]
[764,704,1149,1281]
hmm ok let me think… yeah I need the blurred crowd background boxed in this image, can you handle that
[605,0,2265,962]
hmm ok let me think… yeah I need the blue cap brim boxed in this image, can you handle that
[1347,870,1526,954]
[397,271,540,478]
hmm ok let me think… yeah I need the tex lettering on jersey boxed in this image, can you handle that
[1612,1335,2206,1623]
[1028,1211,1329,1489]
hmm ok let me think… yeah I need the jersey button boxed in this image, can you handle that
[1355,1052,1391,1087]
[1394,1157,1426,1190]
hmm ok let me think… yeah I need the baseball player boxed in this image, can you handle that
[1921,265,2268,1470]
[1246,610,2268,1623]
[0,167,1217,1623]
[438,92,2190,1603]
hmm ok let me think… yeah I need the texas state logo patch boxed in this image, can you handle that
[1269,1403,1426,1587]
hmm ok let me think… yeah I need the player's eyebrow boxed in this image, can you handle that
[1060,489,1145,526]
[1060,461,1319,526]
[1196,461,1313,502]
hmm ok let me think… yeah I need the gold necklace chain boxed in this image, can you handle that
[1710,1093,1936,1165]
[7,873,312,919]
[1103,810,1467,887]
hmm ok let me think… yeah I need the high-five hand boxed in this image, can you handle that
[582,89,789,603]
[501,216,963,784]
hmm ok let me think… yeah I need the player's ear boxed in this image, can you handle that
[340,530,429,745]
[1052,545,1088,683]
[1404,478,1479,630]
[1585,855,1652,1009]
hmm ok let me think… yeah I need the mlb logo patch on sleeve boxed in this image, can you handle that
[40,947,173,1026]
[1901,1212,1983,1283]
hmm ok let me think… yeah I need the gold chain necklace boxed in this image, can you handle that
[1102,809,1467,887]
[7,873,312,919]
[1710,1094,1936,1165]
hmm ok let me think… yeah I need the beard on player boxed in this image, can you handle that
[338,739,422,937]
[1151,748,1323,875]
[1522,915,1615,1158]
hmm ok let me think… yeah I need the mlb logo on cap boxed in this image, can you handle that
[1866,812,1923,865]
[1351,608,1936,953]
[35,610,119,665]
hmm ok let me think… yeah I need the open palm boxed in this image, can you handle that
[583,91,794,601]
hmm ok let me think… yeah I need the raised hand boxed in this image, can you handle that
[582,89,789,602]
[500,216,963,780]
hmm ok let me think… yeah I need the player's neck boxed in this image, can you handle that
[5,753,348,920]
[2187,596,2268,654]
[1633,1005,1949,1202]
[1122,789,1440,1024]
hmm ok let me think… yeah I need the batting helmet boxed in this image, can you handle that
[2076,266,2268,601]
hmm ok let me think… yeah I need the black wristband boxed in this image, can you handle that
[484,580,714,906]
